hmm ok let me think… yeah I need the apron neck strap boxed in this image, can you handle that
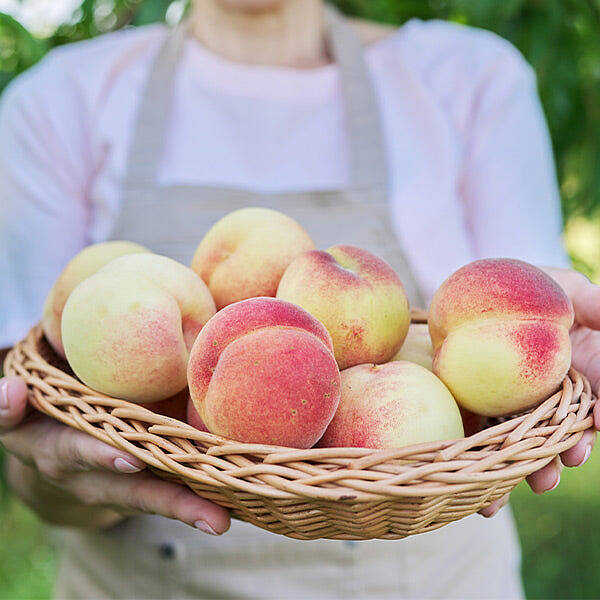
[123,5,388,193]
[324,5,387,191]
[123,22,188,191]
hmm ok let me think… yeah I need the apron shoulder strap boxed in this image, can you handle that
[324,5,388,192]
[123,23,188,190]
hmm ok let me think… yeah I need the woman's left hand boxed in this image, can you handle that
[480,267,600,518]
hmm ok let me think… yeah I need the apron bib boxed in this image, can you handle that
[54,6,523,599]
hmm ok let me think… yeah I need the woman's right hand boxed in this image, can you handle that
[0,376,230,536]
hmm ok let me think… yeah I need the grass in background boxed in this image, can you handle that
[512,445,600,599]
[0,500,56,600]
[0,448,598,599]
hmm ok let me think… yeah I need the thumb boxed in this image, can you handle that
[542,267,600,330]
[0,377,29,433]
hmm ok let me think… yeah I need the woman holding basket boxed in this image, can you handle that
[1,0,599,598]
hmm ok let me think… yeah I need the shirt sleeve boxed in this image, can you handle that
[0,53,92,348]
[459,46,570,269]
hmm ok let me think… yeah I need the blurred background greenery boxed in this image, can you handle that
[0,1,599,599]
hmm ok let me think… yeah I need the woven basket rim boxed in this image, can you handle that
[4,321,595,503]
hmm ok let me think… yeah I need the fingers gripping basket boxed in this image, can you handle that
[5,314,595,541]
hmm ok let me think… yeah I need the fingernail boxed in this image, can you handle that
[195,520,219,536]
[579,445,592,467]
[0,380,10,410]
[114,458,143,473]
[547,473,561,492]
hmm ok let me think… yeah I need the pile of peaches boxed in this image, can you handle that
[42,208,574,450]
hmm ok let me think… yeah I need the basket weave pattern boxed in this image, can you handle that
[5,321,595,541]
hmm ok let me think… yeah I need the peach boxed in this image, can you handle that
[100,254,216,349]
[277,245,410,370]
[318,362,464,449]
[42,241,150,357]
[391,323,433,370]
[429,258,574,416]
[61,254,216,403]
[191,207,315,309]
[187,297,340,448]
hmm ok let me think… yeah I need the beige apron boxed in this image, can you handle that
[54,7,524,599]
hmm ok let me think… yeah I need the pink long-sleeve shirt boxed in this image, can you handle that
[0,19,569,347]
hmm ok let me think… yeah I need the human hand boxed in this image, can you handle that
[480,267,600,518]
[0,375,230,535]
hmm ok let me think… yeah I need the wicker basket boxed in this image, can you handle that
[4,313,595,541]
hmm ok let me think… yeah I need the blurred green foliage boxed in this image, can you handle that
[1,0,599,235]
